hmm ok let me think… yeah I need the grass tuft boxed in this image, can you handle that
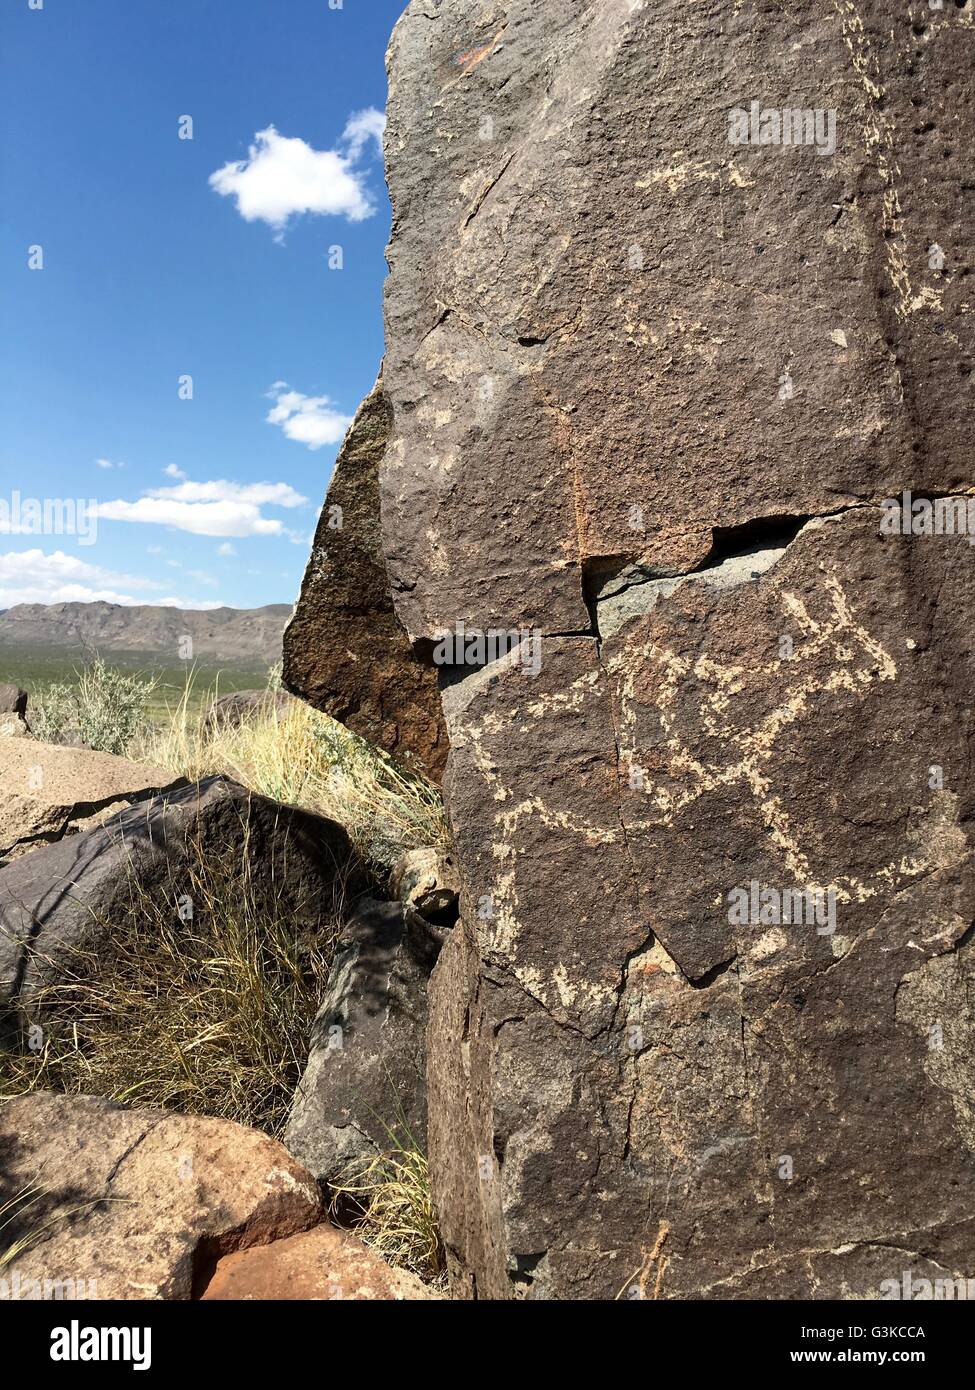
[329,1131,445,1285]
[139,682,448,873]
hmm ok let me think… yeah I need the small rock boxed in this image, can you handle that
[390,846,461,922]
[205,688,295,731]
[200,1223,441,1301]
[0,685,28,717]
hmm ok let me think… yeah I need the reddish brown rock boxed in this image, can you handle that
[200,1223,441,1301]
[283,378,447,781]
[0,1093,322,1300]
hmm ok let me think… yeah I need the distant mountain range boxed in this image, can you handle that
[0,602,290,666]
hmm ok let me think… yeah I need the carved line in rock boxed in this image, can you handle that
[458,560,953,1016]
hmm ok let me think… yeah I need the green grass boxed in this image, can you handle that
[0,645,270,723]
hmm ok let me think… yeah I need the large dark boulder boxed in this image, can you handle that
[283,379,448,781]
[377,0,975,1300]
[0,775,363,1018]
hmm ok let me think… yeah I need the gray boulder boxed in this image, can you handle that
[284,897,443,1186]
[0,685,27,717]
[205,688,296,731]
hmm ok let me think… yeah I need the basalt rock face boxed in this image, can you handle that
[283,379,448,780]
[375,0,975,1300]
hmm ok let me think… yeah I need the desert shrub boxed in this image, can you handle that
[27,682,75,744]
[75,659,156,754]
[29,659,156,756]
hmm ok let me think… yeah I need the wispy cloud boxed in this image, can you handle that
[94,476,308,538]
[266,383,352,449]
[208,109,386,237]
[0,549,221,609]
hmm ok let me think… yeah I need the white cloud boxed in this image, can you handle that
[146,479,306,507]
[208,110,386,235]
[217,542,236,557]
[93,475,308,538]
[0,550,221,609]
[164,464,187,479]
[266,384,352,449]
[96,458,123,470]
[341,107,386,162]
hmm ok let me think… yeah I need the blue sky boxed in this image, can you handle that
[0,0,407,610]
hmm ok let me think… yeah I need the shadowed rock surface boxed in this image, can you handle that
[285,897,443,1185]
[283,379,448,780]
[0,775,362,1018]
[0,1092,322,1300]
[0,686,27,718]
[372,0,975,1299]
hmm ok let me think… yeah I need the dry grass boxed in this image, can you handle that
[0,1182,100,1272]
[0,833,336,1136]
[139,680,447,874]
[2,674,450,1281]
[0,1184,49,1271]
[330,1127,445,1285]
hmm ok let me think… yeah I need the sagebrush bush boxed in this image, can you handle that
[30,659,156,756]
[27,682,75,745]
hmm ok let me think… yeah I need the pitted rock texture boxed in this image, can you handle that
[378,0,975,1300]
[284,378,448,780]
[430,511,975,1298]
[0,1092,322,1301]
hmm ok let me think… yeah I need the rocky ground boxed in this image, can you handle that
[0,683,456,1300]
